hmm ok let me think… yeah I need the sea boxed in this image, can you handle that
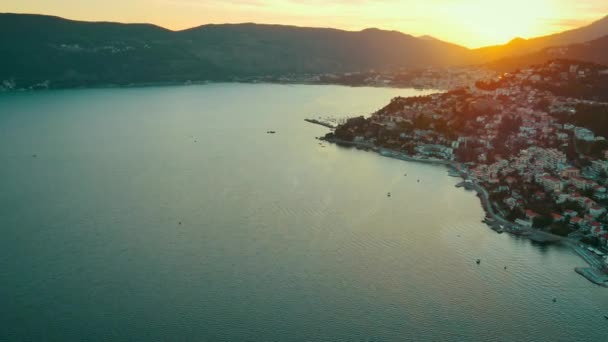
[1,84,607,341]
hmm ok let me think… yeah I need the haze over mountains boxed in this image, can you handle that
[1,13,608,89]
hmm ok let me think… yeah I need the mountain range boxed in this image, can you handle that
[1,13,608,89]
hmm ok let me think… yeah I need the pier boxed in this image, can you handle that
[304,118,336,129]
[575,267,608,287]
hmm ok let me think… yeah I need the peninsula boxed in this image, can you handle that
[320,59,608,286]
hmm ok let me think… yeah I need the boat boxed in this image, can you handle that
[476,259,481,265]
[387,192,391,197]
[604,315,608,320]
[267,131,276,134]
[553,298,557,303]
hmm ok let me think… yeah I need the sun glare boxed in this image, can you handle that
[441,0,557,46]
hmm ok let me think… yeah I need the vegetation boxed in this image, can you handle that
[0,13,475,90]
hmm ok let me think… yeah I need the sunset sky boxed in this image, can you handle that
[3,0,607,48]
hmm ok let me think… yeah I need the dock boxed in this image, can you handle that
[304,118,336,129]
[528,231,561,244]
[575,267,608,287]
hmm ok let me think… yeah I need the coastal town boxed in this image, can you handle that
[319,59,608,286]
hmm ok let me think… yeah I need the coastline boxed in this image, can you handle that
[0,79,444,94]
[320,135,608,286]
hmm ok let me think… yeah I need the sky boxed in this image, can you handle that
[2,0,608,48]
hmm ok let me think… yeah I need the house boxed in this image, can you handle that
[564,209,578,218]
[571,176,595,191]
[570,217,584,226]
[504,197,518,209]
[590,206,606,218]
[583,198,597,209]
[560,167,580,178]
[556,193,570,204]
[525,210,540,221]
[590,222,603,236]
[600,233,608,246]
[574,127,595,141]
[551,213,564,222]
[541,175,562,192]
[494,184,508,192]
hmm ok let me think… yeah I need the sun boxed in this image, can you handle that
[440,0,558,47]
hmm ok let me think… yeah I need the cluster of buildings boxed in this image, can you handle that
[340,60,608,246]
[390,67,497,90]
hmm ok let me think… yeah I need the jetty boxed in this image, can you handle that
[304,118,336,129]
[575,267,608,287]
[528,231,561,244]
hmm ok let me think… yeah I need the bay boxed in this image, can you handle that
[0,84,607,341]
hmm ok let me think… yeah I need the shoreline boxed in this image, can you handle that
[0,80,444,94]
[321,135,608,286]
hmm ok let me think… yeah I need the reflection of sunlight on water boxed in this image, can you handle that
[311,86,439,117]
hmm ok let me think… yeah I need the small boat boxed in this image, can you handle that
[604,315,608,320]
[476,259,481,265]
[504,266,507,270]
[553,298,557,303]
[387,192,391,197]
[267,131,276,134]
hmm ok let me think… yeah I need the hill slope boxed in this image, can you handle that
[0,13,474,89]
[488,35,608,72]
[475,15,608,61]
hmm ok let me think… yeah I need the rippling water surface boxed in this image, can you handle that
[1,84,607,341]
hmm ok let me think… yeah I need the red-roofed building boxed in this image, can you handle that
[590,206,606,218]
[571,176,596,191]
[583,198,597,209]
[570,217,584,226]
[525,210,540,221]
[551,213,564,222]
[591,222,603,236]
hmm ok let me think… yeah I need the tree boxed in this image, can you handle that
[550,222,572,237]
[533,215,553,229]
